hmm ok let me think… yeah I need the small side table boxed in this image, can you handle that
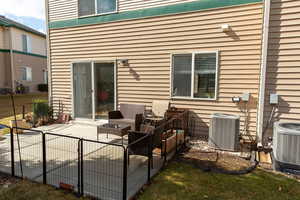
[97,123,131,145]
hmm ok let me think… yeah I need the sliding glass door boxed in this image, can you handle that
[72,61,115,120]
[94,63,115,119]
[73,63,93,119]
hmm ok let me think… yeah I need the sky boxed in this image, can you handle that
[0,0,46,33]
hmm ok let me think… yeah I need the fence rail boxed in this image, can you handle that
[0,110,189,200]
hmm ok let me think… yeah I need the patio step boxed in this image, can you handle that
[70,119,108,127]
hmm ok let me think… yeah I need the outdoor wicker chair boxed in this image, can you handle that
[127,125,156,167]
[144,100,170,126]
[108,103,145,131]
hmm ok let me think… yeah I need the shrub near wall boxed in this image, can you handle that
[37,84,48,92]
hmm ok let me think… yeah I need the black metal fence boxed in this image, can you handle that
[0,111,189,200]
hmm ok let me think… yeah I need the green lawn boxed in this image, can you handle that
[139,161,300,200]
[0,161,299,200]
[0,180,88,200]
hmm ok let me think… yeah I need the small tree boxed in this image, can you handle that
[32,99,52,126]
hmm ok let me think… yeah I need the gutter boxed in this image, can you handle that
[8,27,15,92]
[45,0,52,106]
[257,0,271,147]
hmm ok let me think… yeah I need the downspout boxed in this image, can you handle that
[45,0,52,106]
[257,0,271,147]
[8,27,15,92]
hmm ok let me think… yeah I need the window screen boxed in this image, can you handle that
[193,53,217,98]
[172,52,218,99]
[97,0,116,13]
[79,0,116,17]
[79,0,96,16]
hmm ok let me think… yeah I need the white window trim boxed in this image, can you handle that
[170,51,219,101]
[70,59,117,120]
[22,34,32,53]
[78,0,118,18]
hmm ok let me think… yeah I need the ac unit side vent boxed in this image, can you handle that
[273,122,300,170]
[209,113,240,151]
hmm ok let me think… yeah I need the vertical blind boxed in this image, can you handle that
[172,54,192,97]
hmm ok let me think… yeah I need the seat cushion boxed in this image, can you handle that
[119,103,145,120]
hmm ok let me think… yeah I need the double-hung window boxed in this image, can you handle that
[20,67,32,81]
[22,34,31,53]
[172,52,218,100]
[78,0,117,17]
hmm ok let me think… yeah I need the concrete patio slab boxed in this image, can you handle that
[0,123,165,200]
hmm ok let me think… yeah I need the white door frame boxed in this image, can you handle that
[71,60,117,120]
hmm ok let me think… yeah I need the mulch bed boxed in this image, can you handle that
[0,173,19,189]
[177,148,256,174]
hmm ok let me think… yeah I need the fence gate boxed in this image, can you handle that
[81,139,125,200]
[44,133,81,194]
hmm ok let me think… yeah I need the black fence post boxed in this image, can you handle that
[80,139,84,196]
[123,148,128,200]
[77,139,81,196]
[10,128,14,176]
[42,133,47,184]
[147,136,151,183]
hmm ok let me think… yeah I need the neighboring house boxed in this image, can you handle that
[0,16,47,93]
[46,0,299,143]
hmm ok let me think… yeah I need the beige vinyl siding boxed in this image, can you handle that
[49,0,78,22]
[0,27,10,49]
[49,3,263,136]
[48,0,200,22]
[118,0,198,12]
[11,27,47,56]
[264,0,300,138]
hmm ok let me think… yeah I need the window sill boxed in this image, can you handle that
[78,11,118,19]
[171,96,217,101]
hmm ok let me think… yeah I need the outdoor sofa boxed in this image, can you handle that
[108,103,145,131]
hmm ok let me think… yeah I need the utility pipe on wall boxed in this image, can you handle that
[257,0,271,147]
[45,0,52,106]
[8,27,15,92]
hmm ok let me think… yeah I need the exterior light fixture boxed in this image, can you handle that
[119,59,129,66]
[221,24,230,32]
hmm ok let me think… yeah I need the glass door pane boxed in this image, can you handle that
[94,62,115,119]
[73,63,93,119]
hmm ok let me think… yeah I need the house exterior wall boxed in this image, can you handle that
[0,21,47,93]
[12,53,47,92]
[0,27,9,49]
[263,0,300,140]
[48,0,200,22]
[48,2,263,136]
[10,27,47,56]
[0,52,12,89]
